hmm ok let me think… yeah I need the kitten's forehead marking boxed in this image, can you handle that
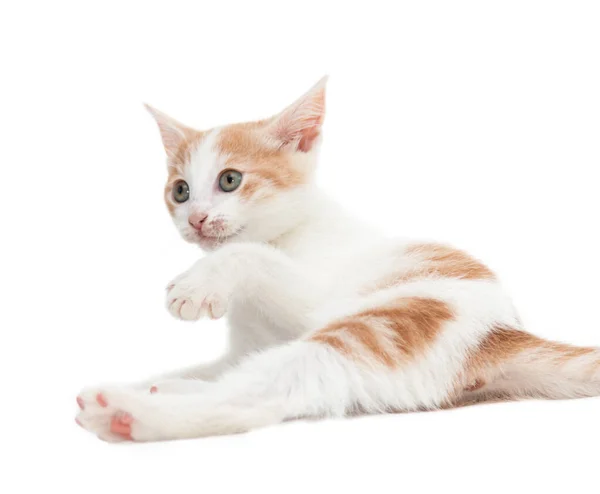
[187,128,223,203]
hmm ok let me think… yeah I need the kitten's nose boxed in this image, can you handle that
[188,212,208,231]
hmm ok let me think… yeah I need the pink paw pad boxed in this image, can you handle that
[76,396,85,410]
[96,393,108,407]
[150,386,158,394]
[110,413,134,439]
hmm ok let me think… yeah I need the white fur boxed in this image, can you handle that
[77,180,526,441]
[77,84,599,442]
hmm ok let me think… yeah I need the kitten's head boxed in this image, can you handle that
[146,78,327,250]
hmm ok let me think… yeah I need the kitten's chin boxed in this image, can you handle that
[181,228,241,251]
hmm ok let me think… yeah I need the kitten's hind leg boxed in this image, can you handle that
[75,355,232,415]
[149,379,215,395]
[76,292,472,441]
[76,341,368,441]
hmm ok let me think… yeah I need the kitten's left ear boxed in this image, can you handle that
[267,76,327,152]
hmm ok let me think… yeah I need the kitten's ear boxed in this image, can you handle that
[144,104,196,160]
[267,76,327,152]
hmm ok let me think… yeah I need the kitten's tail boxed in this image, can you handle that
[461,328,600,404]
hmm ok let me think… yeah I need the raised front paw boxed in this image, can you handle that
[167,261,231,321]
[166,271,229,321]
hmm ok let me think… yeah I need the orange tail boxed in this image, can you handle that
[459,326,600,404]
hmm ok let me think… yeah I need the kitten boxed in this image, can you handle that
[76,77,600,442]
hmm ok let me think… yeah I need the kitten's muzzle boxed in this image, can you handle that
[188,212,208,231]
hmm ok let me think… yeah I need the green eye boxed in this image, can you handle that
[218,170,243,192]
[172,180,190,203]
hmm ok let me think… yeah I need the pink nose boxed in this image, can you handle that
[188,212,208,230]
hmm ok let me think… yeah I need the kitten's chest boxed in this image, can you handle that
[227,300,308,352]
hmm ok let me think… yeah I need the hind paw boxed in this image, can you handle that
[75,387,165,442]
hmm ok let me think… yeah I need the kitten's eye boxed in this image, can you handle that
[218,170,243,192]
[172,180,190,203]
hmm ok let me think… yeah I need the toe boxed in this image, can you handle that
[96,393,108,407]
[76,396,85,410]
[179,300,200,320]
[168,298,185,317]
[208,298,226,319]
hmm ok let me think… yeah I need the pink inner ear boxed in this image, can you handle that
[275,109,323,153]
[298,126,321,152]
[271,78,326,153]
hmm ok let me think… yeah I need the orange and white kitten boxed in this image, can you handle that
[76,78,600,442]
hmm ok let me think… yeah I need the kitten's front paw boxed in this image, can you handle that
[166,268,230,321]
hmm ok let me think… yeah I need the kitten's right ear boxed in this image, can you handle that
[144,104,196,160]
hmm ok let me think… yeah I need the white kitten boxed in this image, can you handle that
[76,78,600,442]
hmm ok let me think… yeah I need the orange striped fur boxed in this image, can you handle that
[310,297,454,368]
[362,243,494,294]
[216,124,306,200]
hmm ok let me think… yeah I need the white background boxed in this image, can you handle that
[1,1,599,493]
